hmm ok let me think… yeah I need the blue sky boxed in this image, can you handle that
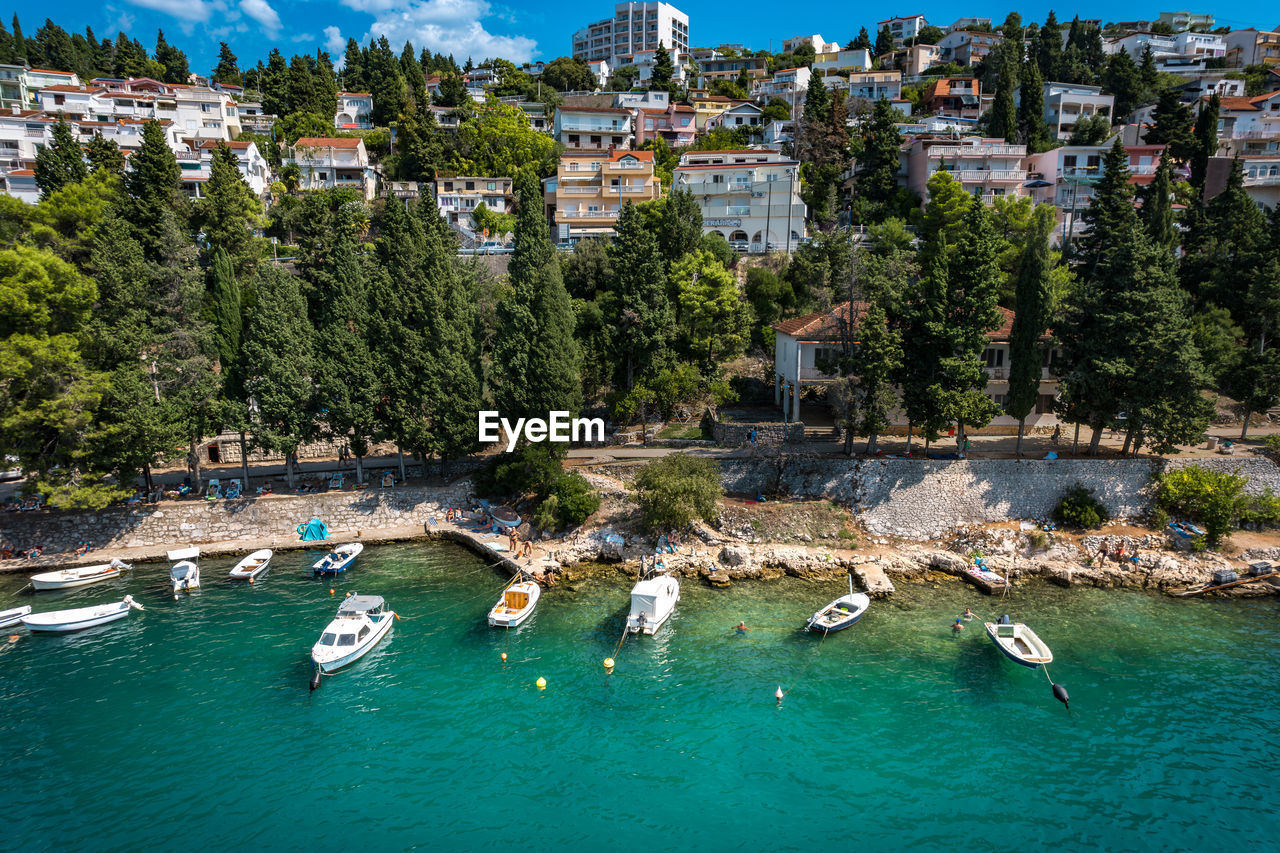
[27,1,1280,75]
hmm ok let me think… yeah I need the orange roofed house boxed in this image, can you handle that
[543,148,662,244]
[285,137,380,200]
[772,302,1061,432]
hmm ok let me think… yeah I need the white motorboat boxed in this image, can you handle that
[488,580,541,628]
[21,596,143,632]
[805,575,871,633]
[0,605,32,628]
[169,546,200,594]
[312,542,363,575]
[31,559,131,591]
[229,549,272,581]
[626,573,680,634]
[984,615,1054,669]
[310,593,395,674]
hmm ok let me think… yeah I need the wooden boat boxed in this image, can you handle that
[310,593,395,673]
[312,543,363,574]
[626,573,679,634]
[984,615,1053,669]
[805,575,871,633]
[22,595,143,633]
[168,546,200,594]
[229,549,272,581]
[488,580,541,627]
[0,605,32,628]
[31,559,131,591]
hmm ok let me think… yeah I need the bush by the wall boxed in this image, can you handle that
[633,454,721,530]
[1053,483,1110,529]
[1154,465,1248,547]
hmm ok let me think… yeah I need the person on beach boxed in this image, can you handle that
[521,540,532,558]
[1098,544,1109,565]
[735,621,750,633]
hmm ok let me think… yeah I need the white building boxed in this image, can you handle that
[432,175,515,235]
[753,67,811,115]
[335,92,374,129]
[782,35,839,55]
[878,15,928,47]
[1039,82,1115,140]
[1158,11,1214,32]
[1224,29,1280,68]
[572,2,690,69]
[177,138,272,198]
[673,148,806,253]
[704,101,764,131]
[627,47,690,85]
[285,137,380,200]
[812,48,872,79]
[1173,31,1226,58]
[553,105,633,150]
[842,70,903,103]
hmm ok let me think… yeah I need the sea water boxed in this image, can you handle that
[1,542,1277,852]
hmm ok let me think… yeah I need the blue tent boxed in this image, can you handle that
[298,517,329,541]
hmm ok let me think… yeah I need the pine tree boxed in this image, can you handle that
[366,36,408,126]
[657,188,703,268]
[650,41,674,91]
[874,25,894,57]
[1139,149,1176,250]
[342,38,366,92]
[199,143,260,279]
[1181,158,1269,317]
[208,247,241,369]
[853,27,872,52]
[854,98,904,216]
[945,203,1005,448]
[435,72,468,107]
[85,132,124,175]
[1017,59,1049,151]
[212,42,241,86]
[918,169,972,268]
[1005,206,1054,455]
[1102,49,1141,120]
[33,115,87,198]
[124,120,184,259]
[1143,87,1195,160]
[1074,139,1134,277]
[1189,93,1219,191]
[154,29,189,84]
[987,69,1017,142]
[1037,11,1062,80]
[10,14,26,64]
[604,201,673,390]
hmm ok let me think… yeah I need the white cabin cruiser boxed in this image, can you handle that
[229,549,272,581]
[310,593,396,673]
[488,580,541,627]
[168,547,200,594]
[22,596,143,632]
[626,574,680,635]
[31,559,132,591]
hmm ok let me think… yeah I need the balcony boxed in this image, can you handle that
[950,169,1027,182]
[604,160,648,171]
[1244,173,1280,186]
[561,185,602,194]
[560,121,627,133]
[558,209,621,220]
[930,144,1025,158]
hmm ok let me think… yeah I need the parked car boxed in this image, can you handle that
[729,240,749,253]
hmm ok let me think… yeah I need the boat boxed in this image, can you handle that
[310,593,395,673]
[984,615,1053,669]
[805,575,871,633]
[169,546,200,594]
[21,596,144,633]
[489,506,520,529]
[0,605,32,628]
[312,543,363,574]
[31,559,131,591]
[229,548,273,581]
[488,580,541,627]
[625,573,680,634]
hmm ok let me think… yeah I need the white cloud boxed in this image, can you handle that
[356,0,538,63]
[121,0,212,23]
[325,26,347,55]
[239,0,281,36]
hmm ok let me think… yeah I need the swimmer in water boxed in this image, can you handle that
[735,621,750,633]
[963,607,975,621]
[952,618,965,632]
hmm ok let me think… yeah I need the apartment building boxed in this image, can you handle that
[633,102,697,146]
[1040,82,1115,140]
[335,92,373,129]
[782,35,840,55]
[843,71,903,103]
[1202,91,1280,153]
[695,54,769,87]
[52,77,243,140]
[705,101,764,131]
[627,47,690,86]
[553,105,633,150]
[1106,32,1179,57]
[285,137,380,200]
[921,77,983,119]
[879,43,943,77]
[1023,143,1169,240]
[900,136,1028,205]
[176,138,272,198]
[948,18,991,32]
[1204,154,1280,210]
[753,67,811,115]
[432,175,515,233]
[544,148,662,243]
[812,48,872,78]
[238,100,277,134]
[673,148,806,252]
[936,30,1002,66]
[878,15,928,47]
[1158,11,1215,31]
[1225,29,1280,67]
[572,2,690,68]
[689,94,750,129]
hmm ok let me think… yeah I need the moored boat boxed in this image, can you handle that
[0,604,32,628]
[488,580,541,627]
[31,559,131,591]
[312,543,363,575]
[229,549,273,581]
[310,593,395,673]
[984,615,1053,669]
[626,573,679,635]
[21,596,144,633]
[805,575,871,633]
[169,547,200,594]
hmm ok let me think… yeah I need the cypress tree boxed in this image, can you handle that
[1005,207,1054,456]
[605,201,673,390]
[650,41,674,91]
[874,26,894,58]
[987,70,1017,142]
[1143,87,1195,160]
[1037,11,1062,81]
[34,115,87,198]
[1139,149,1176,250]
[11,14,26,64]
[1017,59,1049,151]
[212,42,241,86]
[208,247,241,369]
[199,142,260,279]
[945,203,1005,449]
[85,132,124,175]
[124,119,184,258]
[1189,93,1219,191]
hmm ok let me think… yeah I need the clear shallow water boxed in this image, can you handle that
[2,542,1278,853]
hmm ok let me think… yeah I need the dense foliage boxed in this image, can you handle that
[632,455,722,530]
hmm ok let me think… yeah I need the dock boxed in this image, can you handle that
[854,562,896,597]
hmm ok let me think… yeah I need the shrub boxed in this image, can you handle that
[474,444,564,499]
[701,232,734,268]
[1263,435,1280,453]
[1053,483,1110,529]
[1154,465,1249,547]
[531,495,560,531]
[633,454,722,530]
[549,470,601,528]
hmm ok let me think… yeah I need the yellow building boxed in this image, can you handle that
[544,149,663,243]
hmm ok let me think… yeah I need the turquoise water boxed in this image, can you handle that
[2,542,1278,852]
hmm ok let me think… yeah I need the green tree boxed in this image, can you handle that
[1189,92,1219,190]
[633,454,722,530]
[154,29,189,84]
[1139,149,1176,250]
[874,26,895,57]
[854,98,907,217]
[1017,60,1050,151]
[34,115,87,199]
[918,169,972,267]
[655,188,703,267]
[542,56,597,92]
[449,100,558,178]
[671,249,751,371]
[605,201,674,389]
[85,132,124,176]
[1005,207,1054,455]
[198,142,261,279]
[650,41,674,91]
[852,27,872,51]
[1143,87,1195,160]
[207,246,241,369]
[124,119,185,259]
[1037,11,1063,80]
[212,41,241,86]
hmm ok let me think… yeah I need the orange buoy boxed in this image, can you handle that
[501,652,508,663]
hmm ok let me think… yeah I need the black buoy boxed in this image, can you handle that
[309,664,322,692]
[1052,682,1070,709]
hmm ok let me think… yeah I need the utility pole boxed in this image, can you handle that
[785,166,794,255]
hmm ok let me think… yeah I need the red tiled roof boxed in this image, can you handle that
[1210,90,1280,111]
[774,302,1015,340]
[609,149,654,162]
[294,137,362,148]
[28,68,75,75]
[40,84,102,93]
[339,91,371,97]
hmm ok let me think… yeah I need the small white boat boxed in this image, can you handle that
[22,595,143,632]
[626,573,680,634]
[0,605,32,628]
[169,546,200,594]
[805,575,871,633]
[984,616,1054,669]
[310,593,395,673]
[312,542,363,575]
[31,559,131,591]
[488,580,541,627]
[229,548,272,581]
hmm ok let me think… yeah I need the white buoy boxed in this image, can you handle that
[775,685,784,703]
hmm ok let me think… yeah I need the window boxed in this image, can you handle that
[318,172,328,181]
[320,632,336,646]
[337,634,356,646]
[989,393,1007,406]
[465,181,474,190]
[358,626,370,641]
[982,348,1005,368]
[1036,394,1056,414]
[487,181,496,191]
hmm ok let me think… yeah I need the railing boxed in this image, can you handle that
[557,209,620,219]
[1244,173,1280,186]
[561,186,601,194]
[930,144,1026,157]
[949,169,1026,181]
[604,161,648,170]
[560,122,627,133]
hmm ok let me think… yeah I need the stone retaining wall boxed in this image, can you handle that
[0,483,474,552]
[712,421,805,445]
